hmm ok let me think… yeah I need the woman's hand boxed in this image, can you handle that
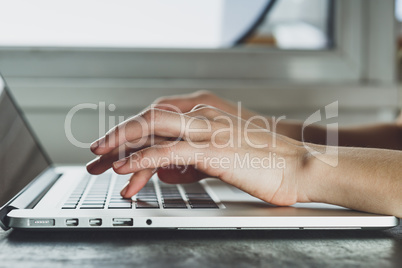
[87,105,310,206]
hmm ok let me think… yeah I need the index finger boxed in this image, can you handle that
[90,108,209,155]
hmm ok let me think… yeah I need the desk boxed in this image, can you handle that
[0,223,401,267]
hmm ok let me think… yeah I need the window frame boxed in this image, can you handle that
[0,0,398,110]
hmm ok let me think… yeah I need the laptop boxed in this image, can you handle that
[0,74,398,230]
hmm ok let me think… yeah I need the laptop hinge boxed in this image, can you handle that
[0,168,61,230]
[0,206,15,230]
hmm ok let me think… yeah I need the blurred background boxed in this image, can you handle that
[0,0,400,163]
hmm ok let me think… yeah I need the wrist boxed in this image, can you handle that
[272,138,313,204]
[294,142,334,204]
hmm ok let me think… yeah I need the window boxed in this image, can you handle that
[0,0,396,163]
[244,0,334,50]
[0,0,332,50]
[0,0,395,84]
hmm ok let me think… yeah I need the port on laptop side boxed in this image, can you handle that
[0,168,61,230]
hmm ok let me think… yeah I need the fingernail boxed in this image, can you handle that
[90,141,99,151]
[90,138,105,151]
[120,186,128,196]
[113,158,127,169]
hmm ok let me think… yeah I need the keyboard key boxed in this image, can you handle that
[64,202,78,205]
[188,197,212,200]
[190,203,219,209]
[109,202,132,206]
[62,204,77,209]
[83,199,106,202]
[137,193,157,196]
[108,203,132,209]
[162,198,184,202]
[140,195,157,198]
[163,200,186,205]
[111,195,124,198]
[136,201,160,209]
[188,199,214,204]
[85,195,107,198]
[189,200,216,204]
[162,194,181,198]
[82,202,105,205]
[161,191,180,195]
[110,199,127,202]
[186,193,210,197]
[80,205,104,209]
[163,203,187,209]
[111,197,131,200]
[136,197,158,202]
[68,197,82,200]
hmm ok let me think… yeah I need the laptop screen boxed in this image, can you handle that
[0,76,51,208]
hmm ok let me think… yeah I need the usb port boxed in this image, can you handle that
[66,219,79,226]
[89,218,102,226]
[113,218,133,226]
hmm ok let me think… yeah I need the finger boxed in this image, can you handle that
[157,165,209,184]
[87,135,167,175]
[90,108,210,155]
[112,141,211,175]
[120,168,155,198]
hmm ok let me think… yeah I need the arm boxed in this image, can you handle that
[87,105,402,217]
[303,144,402,217]
[270,119,402,150]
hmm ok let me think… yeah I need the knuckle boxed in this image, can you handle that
[194,90,215,99]
[188,105,221,120]
[129,150,144,163]
[191,103,211,111]
[200,106,220,117]
[140,108,152,120]
[211,121,227,133]
[142,108,161,121]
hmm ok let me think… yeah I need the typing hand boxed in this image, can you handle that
[87,105,310,206]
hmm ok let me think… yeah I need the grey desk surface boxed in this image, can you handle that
[0,223,401,268]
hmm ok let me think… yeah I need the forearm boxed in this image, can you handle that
[266,117,402,150]
[301,145,402,217]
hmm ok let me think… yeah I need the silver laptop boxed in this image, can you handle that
[0,74,398,230]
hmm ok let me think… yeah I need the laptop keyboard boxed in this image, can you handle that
[62,173,219,210]
[81,173,111,209]
[136,180,159,209]
[61,176,91,209]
